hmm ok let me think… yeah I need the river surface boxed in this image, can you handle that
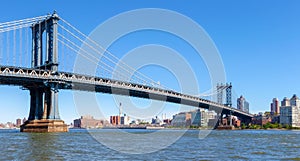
[0,129,299,160]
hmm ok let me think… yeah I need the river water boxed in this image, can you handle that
[0,129,299,160]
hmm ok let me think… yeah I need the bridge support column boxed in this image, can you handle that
[28,89,44,120]
[47,88,60,119]
[20,12,67,132]
[20,87,68,133]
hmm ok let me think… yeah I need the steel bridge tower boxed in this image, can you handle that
[216,83,232,107]
[21,12,68,132]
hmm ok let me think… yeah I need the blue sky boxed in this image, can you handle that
[0,1,300,124]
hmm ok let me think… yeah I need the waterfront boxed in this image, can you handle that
[0,129,300,160]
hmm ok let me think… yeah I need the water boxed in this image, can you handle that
[0,129,300,160]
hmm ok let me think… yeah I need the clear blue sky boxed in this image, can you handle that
[0,0,299,124]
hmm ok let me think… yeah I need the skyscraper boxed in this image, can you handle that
[290,94,300,107]
[281,97,290,106]
[237,95,250,113]
[270,98,280,115]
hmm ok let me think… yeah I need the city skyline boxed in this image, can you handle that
[0,1,300,124]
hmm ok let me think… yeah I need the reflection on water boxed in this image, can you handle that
[0,129,299,160]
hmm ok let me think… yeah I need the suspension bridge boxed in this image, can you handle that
[0,12,253,132]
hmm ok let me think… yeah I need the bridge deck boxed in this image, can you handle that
[0,66,253,119]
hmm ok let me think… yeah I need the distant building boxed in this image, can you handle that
[281,97,290,106]
[120,115,130,125]
[270,98,280,115]
[110,116,120,125]
[191,109,201,126]
[23,117,27,124]
[163,119,171,125]
[151,116,162,125]
[73,115,103,128]
[171,109,217,127]
[110,103,130,126]
[290,94,300,107]
[16,118,22,127]
[201,110,217,127]
[110,115,130,125]
[171,112,192,127]
[280,95,300,128]
[252,113,272,125]
[237,95,249,113]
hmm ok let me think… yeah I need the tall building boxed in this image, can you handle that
[270,98,280,115]
[290,94,300,107]
[281,97,290,106]
[237,95,250,113]
[280,95,300,127]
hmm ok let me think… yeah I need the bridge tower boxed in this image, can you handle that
[20,12,68,132]
[216,83,233,129]
[216,83,232,107]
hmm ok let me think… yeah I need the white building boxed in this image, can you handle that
[280,95,300,127]
[120,115,130,125]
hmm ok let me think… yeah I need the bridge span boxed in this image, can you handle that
[0,12,253,132]
[0,66,253,119]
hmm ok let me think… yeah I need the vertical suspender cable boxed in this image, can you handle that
[0,32,2,64]
[45,18,47,70]
[60,24,64,71]
[38,22,41,70]
[13,27,16,66]
[25,26,28,67]
[19,28,22,67]
[6,31,9,65]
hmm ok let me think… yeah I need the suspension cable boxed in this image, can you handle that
[58,37,142,83]
[58,39,128,78]
[59,18,166,89]
[58,23,159,87]
[0,15,47,28]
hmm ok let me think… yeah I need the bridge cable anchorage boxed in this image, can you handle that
[58,25,156,86]
[58,18,172,90]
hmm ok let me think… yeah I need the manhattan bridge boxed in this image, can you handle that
[0,12,253,132]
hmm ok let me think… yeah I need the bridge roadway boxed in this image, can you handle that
[0,66,253,120]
